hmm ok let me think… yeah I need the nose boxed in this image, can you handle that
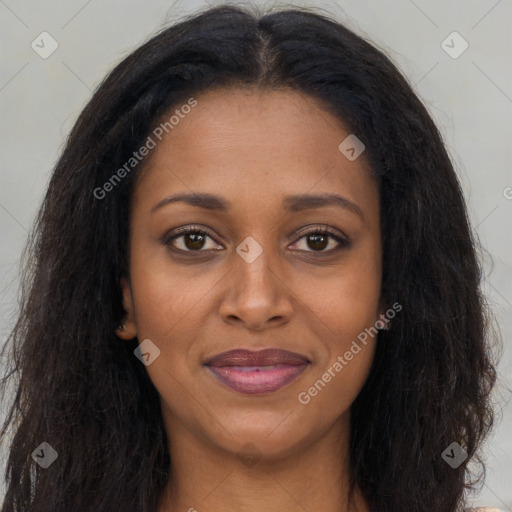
[218,246,294,331]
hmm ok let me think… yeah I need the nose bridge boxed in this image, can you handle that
[233,234,281,298]
[220,233,292,328]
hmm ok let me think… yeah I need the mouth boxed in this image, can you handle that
[203,348,310,395]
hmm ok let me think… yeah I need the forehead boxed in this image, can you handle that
[132,87,378,220]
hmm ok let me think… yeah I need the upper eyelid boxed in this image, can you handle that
[165,224,349,249]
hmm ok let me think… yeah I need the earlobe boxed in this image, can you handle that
[115,322,135,340]
[376,316,391,330]
[116,276,137,340]
[376,298,392,331]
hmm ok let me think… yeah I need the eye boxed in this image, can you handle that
[290,226,350,253]
[163,225,350,254]
[164,225,223,252]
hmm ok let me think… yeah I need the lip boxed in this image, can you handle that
[203,348,310,395]
[204,348,310,367]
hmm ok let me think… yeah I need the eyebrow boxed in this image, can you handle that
[151,192,365,220]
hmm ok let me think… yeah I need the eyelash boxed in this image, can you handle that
[163,224,350,255]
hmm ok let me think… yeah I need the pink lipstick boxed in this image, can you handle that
[203,348,310,394]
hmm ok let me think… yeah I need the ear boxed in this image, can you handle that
[376,296,391,331]
[115,275,137,340]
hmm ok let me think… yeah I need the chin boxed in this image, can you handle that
[202,408,325,461]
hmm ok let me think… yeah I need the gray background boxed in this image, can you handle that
[1,0,511,509]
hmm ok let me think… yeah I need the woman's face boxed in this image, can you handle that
[120,87,385,460]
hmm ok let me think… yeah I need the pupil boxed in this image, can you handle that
[186,232,205,250]
[308,234,327,251]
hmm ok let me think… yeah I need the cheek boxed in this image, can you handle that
[126,256,210,412]
[297,269,380,415]
[299,341,375,423]
[303,248,382,338]
[128,241,219,339]
[298,248,381,402]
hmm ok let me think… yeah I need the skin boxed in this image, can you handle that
[117,86,387,512]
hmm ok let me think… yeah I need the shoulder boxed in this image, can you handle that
[465,508,505,511]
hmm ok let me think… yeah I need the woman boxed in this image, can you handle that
[0,4,500,512]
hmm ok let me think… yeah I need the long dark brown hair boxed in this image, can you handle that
[0,4,499,511]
